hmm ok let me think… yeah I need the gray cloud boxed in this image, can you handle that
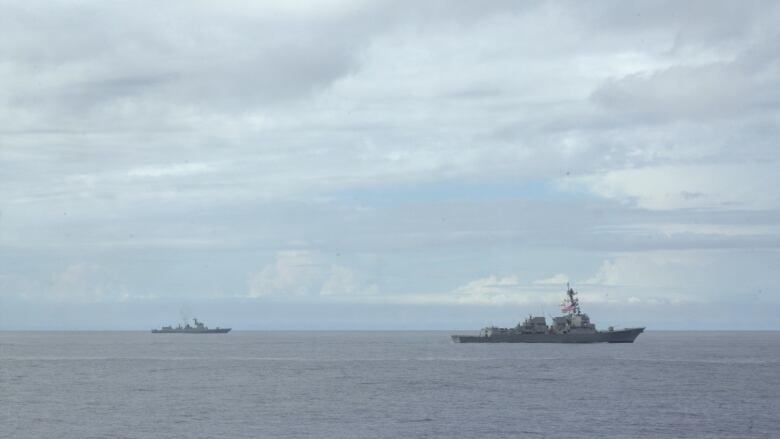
[591,44,780,123]
[1,1,779,327]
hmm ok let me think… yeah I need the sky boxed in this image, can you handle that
[1,0,779,330]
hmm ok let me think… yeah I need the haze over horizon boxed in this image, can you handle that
[2,1,779,330]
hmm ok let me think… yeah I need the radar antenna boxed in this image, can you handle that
[561,283,581,315]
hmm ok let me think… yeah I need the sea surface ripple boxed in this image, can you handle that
[1,331,778,438]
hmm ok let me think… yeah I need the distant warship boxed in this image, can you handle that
[152,318,231,334]
[451,285,644,343]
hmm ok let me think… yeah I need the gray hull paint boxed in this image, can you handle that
[151,328,231,334]
[451,327,644,343]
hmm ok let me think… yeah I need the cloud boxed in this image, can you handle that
[40,263,129,303]
[453,274,521,304]
[591,43,780,124]
[0,4,363,113]
[247,251,377,298]
[127,162,217,178]
[534,273,570,285]
[582,249,779,304]
[451,275,569,305]
[563,164,780,210]
[444,273,613,306]
[1,1,780,328]
[248,251,320,297]
[0,0,531,129]
[320,265,379,296]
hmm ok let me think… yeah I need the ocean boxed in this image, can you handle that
[1,331,778,438]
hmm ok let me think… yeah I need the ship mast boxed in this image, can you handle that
[565,283,581,315]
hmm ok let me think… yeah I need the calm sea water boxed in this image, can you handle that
[1,331,779,438]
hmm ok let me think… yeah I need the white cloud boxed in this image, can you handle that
[248,251,321,297]
[442,273,615,306]
[321,265,378,296]
[631,223,780,238]
[584,251,714,291]
[247,251,377,298]
[533,273,569,285]
[127,162,217,178]
[582,249,778,303]
[451,275,565,305]
[562,164,780,210]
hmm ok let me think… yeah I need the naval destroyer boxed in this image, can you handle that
[451,285,644,343]
[152,317,231,334]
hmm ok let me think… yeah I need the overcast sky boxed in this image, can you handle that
[1,0,779,329]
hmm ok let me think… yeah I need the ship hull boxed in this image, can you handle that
[151,328,231,334]
[451,327,644,343]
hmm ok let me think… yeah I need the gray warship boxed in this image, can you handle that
[151,317,231,334]
[451,285,644,343]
